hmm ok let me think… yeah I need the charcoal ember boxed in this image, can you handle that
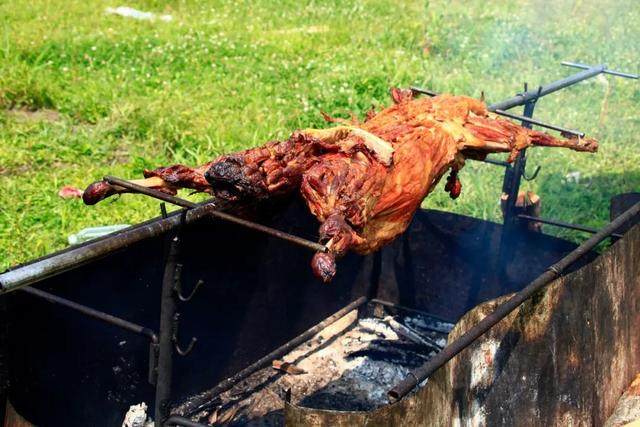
[188,308,450,423]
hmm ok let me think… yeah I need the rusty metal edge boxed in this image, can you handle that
[3,400,34,427]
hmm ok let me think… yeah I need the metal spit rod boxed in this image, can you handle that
[388,200,640,402]
[104,176,327,254]
[178,296,368,417]
[2,62,631,294]
[414,61,637,120]
[518,214,623,239]
[493,109,584,138]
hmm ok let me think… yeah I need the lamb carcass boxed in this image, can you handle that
[83,90,597,282]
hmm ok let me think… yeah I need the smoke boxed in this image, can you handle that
[420,0,639,231]
[422,0,638,96]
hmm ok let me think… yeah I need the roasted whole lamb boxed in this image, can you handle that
[83,89,597,282]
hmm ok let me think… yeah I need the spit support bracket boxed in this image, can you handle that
[378,62,640,250]
[410,62,639,276]
[522,165,541,182]
[172,313,197,357]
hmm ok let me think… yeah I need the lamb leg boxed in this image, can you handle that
[462,115,598,161]
[311,213,364,283]
[82,163,214,205]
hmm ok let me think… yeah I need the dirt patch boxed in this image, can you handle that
[0,161,76,177]
[0,164,31,177]
[6,108,62,123]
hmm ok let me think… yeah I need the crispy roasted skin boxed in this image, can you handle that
[83,90,598,282]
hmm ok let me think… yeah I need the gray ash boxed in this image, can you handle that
[185,303,452,425]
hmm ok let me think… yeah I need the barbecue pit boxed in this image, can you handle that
[0,62,639,427]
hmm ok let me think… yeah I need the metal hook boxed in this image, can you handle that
[522,165,541,181]
[175,337,197,356]
[172,313,197,356]
[173,263,204,302]
[176,278,204,302]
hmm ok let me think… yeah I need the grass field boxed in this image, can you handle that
[1,0,638,270]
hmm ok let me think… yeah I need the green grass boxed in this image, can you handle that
[1,0,638,270]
